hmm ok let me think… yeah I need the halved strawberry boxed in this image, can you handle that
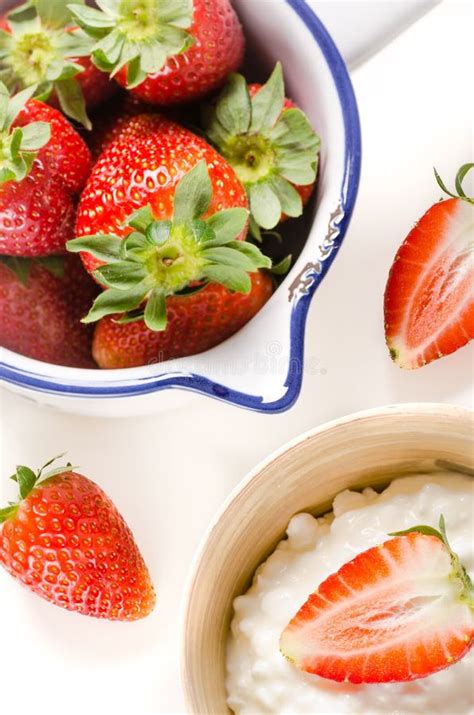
[280,517,474,684]
[384,164,474,369]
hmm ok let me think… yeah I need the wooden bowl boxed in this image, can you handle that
[181,404,474,714]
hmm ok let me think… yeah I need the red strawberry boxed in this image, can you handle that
[384,164,474,369]
[70,0,244,105]
[0,456,156,621]
[0,2,116,128]
[280,517,474,684]
[67,118,272,361]
[0,87,92,256]
[92,271,273,368]
[202,63,321,236]
[0,255,99,368]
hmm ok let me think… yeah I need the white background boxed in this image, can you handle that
[1,1,473,713]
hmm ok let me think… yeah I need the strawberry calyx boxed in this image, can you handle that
[391,515,474,609]
[0,0,94,128]
[202,62,321,232]
[67,161,271,331]
[0,454,75,524]
[434,163,474,205]
[68,0,195,89]
[0,81,51,183]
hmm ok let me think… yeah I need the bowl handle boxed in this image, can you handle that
[312,0,441,69]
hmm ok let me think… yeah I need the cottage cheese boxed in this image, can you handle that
[226,473,474,714]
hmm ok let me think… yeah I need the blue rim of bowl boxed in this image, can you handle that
[0,0,362,413]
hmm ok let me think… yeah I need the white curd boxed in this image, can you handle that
[226,473,474,714]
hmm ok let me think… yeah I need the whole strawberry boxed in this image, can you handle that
[202,63,321,235]
[0,456,156,621]
[0,0,116,128]
[384,164,474,369]
[92,271,273,368]
[67,115,271,336]
[281,516,474,683]
[0,83,92,256]
[0,255,98,368]
[69,0,244,105]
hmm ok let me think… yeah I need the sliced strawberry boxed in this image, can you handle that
[384,164,474,369]
[280,518,474,684]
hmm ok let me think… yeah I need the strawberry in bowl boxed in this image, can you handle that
[0,82,92,256]
[0,0,116,128]
[0,0,361,415]
[69,0,245,105]
[67,115,272,368]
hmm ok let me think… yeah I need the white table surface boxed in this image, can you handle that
[1,1,473,713]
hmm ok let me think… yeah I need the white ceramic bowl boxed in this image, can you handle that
[181,403,473,713]
[0,0,361,416]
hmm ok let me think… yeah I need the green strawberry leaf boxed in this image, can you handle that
[68,3,116,33]
[173,160,212,224]
[434,163,474,205]
[206,208,249,245]
[94,261,148,289]
[0,505,19,524]
[55,78,92,130]
[215,72,251,136]
[125,205,155,231]
[270,175,303,218]
[34,0,80,29]
[15,465,37,499]
[249,181,282,230]
[250,61,284,134]
[144,287,167,331]
[67,234,123,262]
[202,245,259,272]
[202,265,251,293]
[146,220,172,246]
[271,254,292,275]
[82,283,149,323]
[2,83,38,130]
[18,121,51,150]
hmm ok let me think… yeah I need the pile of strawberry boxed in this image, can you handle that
[0,0,321,369]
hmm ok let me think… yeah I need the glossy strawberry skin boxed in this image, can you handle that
[0,100,91,256]
[76,113,248,276]
[116,0,244,105]
[0,256,98,367]
[93,271,273,368]
[280,532,474,684]
[384,198,474,368]
[249,86,314,213]
[0,472,156,621]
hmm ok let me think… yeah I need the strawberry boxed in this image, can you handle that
[0,0,116,129]
[92,270,273,367]
[69,0,244,105]
[280,516,474,684]
[202,63,321,236]
[0,255,98,367]
[0,456,156,620]
[67,116,272,340]
[384,164,474,369]
[0,84,92,256]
